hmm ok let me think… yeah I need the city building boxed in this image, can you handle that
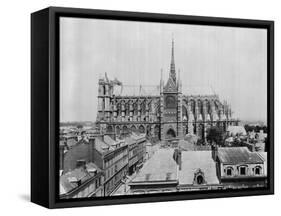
[129,148,221,194]
[125,133,146,175]
[129,148,178,194]
[131,133,146,167]
[61,134,79,149]
[60,138,92,173]
[213,146,267,188]
[129,145,268,193]
[90,136,129,196]
[125,136,139,175]
[96,40,239,142]
[178,151,220,191]
[60,162,104,199]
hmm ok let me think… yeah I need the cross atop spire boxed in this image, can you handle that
[170,37,176,83]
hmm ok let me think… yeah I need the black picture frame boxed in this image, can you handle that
[31,6,274,209]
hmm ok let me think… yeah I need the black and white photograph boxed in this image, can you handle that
[59,17,269,199]
[1,0,280,213]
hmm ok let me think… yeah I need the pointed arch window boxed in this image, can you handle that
[103,85,106,95]
[125,102,130,116]
[141,101,146,115]
[133,102,138,116]
[117,103,122,116]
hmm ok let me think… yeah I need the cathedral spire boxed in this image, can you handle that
[170,37,176,83]
[178,69,182,92]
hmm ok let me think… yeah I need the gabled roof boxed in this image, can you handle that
[94,137,110,154]
[131,132,146,141]
[164,76,178,92]
[125,133,146,146]
[125,137,136,145]
[95,136,127,154]
[103,135,118,145]
[179,151,219,185]
[257,152,267,162]
[217,147,264,164]
[113,85,160,96]
[60,162,101,195]
[131,149,177,183]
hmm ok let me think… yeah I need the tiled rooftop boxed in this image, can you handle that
[113,84,218,97]
[132,148,177,182]
[103,135,118,145]
[113,85,160,97]
[257,152,267,162]
[125,137,136,145]
[179,151,219,185]
[60,162,101,195]
[94,138,111,154]
[217,147,264,164]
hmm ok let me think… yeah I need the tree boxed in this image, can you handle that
[244,124,255,133]
[206,126,225,146]
[77,124,83,129]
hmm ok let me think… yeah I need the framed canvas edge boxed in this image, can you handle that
[31,8,51,208]
[33,6,274,209]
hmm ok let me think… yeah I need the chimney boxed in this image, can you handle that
[89,137,95,162]
[178,150,182,171]
[211,143,218,161]
[100,134,104,142]
[173,148,182,171]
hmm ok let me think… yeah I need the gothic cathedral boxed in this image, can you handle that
[96,39,239,141]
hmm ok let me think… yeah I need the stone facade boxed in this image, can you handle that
[96,40,239,141]
[90,136,129,196]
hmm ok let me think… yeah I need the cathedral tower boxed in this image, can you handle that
[160,39,183,140]
[97,72,112,123]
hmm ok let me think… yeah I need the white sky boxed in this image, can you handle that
[60,17,267,123]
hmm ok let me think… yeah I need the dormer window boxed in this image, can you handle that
[239,166,247,176]
[254,166,262,175]
[196,175,204,184]
[193,169,206,185]
[226,167,233,176]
